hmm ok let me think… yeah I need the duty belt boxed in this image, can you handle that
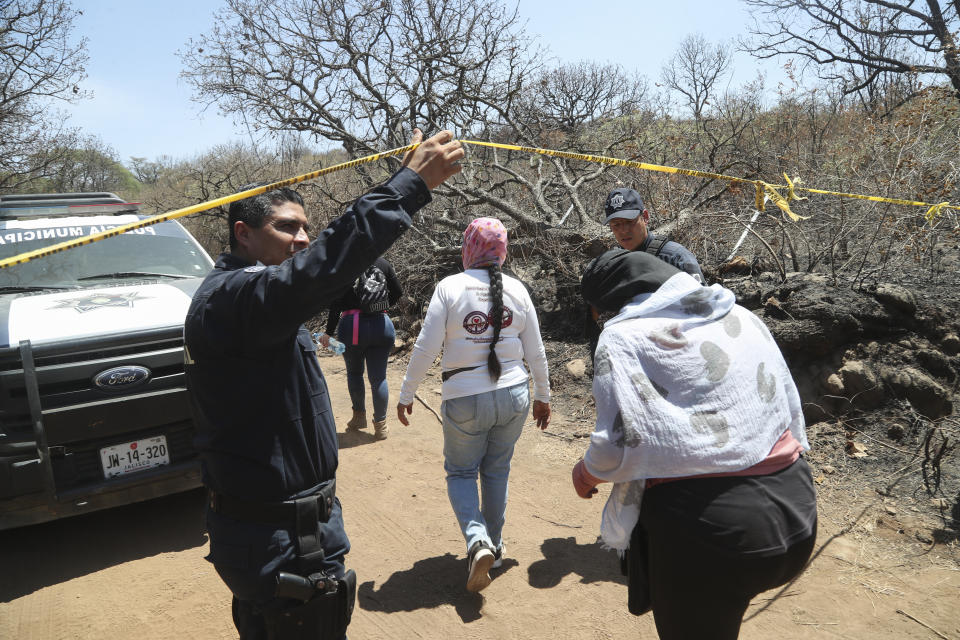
[207,479,336,527]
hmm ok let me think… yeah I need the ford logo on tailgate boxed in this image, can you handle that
[93,366,151,391]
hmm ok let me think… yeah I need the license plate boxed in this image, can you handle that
[100,435,170,478]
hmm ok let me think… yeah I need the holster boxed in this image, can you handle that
[268,569,357,640]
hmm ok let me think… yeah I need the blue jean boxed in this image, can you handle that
[337,313,395,422]
[441,381,530,553]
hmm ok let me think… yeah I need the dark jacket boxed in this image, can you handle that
[184,168,429,502]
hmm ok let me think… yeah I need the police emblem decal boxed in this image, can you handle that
[51,291,145,313]
[610,193,625,209]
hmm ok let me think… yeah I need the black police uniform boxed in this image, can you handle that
[184,167,430,638]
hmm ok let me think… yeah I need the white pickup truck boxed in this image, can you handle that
[0,192,214,529]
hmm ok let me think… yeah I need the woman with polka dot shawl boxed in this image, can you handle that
[575,248,817,640]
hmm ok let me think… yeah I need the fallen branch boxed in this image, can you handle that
[895,609,950,639]
[532,514,582,529]
[540,430,575,442]
[414,392,443,424]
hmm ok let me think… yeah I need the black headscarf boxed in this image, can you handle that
[581,249,682,312]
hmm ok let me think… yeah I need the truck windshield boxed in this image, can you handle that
[0,219,213,288]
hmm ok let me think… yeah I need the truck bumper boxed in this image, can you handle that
[0,460,201,530]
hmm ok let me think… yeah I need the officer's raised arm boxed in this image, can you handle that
[200,129,464,350]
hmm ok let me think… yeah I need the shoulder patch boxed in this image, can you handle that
[244,265,267,273]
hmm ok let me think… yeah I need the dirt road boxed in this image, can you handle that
[2,357,958,639]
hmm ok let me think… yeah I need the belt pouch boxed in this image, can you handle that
[294,497,324,566]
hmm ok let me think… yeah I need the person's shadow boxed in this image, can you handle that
[337,428,380,449]
[527,536,627,588]
[358,552,494,622]
[359,537,626,622]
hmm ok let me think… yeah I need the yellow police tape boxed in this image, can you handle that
[462,140,960,223]
[0,144,418,270]
[1,138,957,270]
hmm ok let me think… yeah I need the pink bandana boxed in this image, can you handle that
[462,217,508,270]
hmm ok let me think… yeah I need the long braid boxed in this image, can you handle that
[486,263,503,380]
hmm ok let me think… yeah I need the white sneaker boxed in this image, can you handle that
[491,543,506,569]
[466,542,495,593]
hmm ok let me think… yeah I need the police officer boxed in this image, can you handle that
[585,187,705,359]
[184,129,464,639]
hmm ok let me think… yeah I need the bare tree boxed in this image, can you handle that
[466,60,653,232]
[742,0,960,103]
[0,0,88,190]
[661,33,734,122]
[180,0,537,171]
[179,0,654,236]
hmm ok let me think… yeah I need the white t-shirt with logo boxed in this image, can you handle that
[398,269,550,405]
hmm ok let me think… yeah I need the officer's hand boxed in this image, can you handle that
[318,333,331,348]
[397,402,414,426]
[572,460,602,499]
[402,128,463,190]
[532,400,551,430]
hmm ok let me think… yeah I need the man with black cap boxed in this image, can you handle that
[585,187,705,359]
[602,187,704,282]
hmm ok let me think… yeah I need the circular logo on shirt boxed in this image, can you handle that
[462,307,514,334]
[463,311,488,334]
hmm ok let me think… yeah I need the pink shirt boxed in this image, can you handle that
[647,428,803,489]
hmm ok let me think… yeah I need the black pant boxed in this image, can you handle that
[639,459,817,640]
[645,526,814,639]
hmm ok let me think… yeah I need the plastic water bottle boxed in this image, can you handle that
[312,332,346,355]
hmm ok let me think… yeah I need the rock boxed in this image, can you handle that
[838,360,885,409]
[881,366,953,418]
[884,505,897,515]
[821,464,836,474]
[915,349,954,380]
[565,358,587,379]
[873,283,916,314]
[940,332,960,355]
[824,373,844,395]
[391,337,409,355]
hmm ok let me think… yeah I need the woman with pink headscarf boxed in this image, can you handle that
[397,217,551,593]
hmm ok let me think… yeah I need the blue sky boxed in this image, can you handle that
[67,0,786,163]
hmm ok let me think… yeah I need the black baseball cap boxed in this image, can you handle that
[603,188,645,224]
